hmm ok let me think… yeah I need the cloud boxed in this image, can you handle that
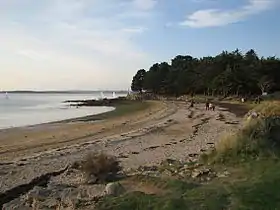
[181,0,276,28]
[0,0,156,90]
[132,0,157,11]
[121,27,147,34]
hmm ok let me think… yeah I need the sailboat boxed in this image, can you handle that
[5,92,9,99]
[112,91,116,98]
[100,91,105,100]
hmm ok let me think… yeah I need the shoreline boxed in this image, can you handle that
[0,100,159,160]
[0,106,115,131]
[0,98,138,131]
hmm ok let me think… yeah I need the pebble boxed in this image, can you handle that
[105,182,125,196]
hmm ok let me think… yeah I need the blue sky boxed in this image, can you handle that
[0,0,279,90]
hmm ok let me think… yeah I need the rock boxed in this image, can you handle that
[65,168,75,176]
[41,198,58,208]
[188,153,199,158]
[191,168,211,178]
[60,187,79,201]
[206,177,211,181]
[3,200,28,210]
[138,165,158,172]
[194,163,203,168]
[144,146,160,151]
[163,158,177,165]
[70,161,81,170]
[25,186,52,202]
[162,169,173,177]
[217,171,230,178]
[16,162,26,166]
[86,174,98,184]
[141,171,161,177]
[9,170,16,175]
[105,182,125,196]
[191,170,201,178]
[118,154,129,159]
[178,171,186,177]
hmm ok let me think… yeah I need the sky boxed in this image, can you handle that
[0,0,280,90]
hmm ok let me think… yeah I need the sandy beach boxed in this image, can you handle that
[0,100,244,208]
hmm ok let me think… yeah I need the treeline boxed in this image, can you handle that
[131,49,280,97]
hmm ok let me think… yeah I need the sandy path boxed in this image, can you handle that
[0,101,242,196]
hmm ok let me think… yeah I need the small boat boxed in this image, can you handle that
[5,92,9,99]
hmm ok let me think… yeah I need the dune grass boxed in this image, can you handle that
[202,101,280,164]
[252,101,280,117]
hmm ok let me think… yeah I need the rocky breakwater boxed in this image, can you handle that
[64,97,128,107]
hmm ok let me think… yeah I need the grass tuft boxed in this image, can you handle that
[80,152,122,184]
[252,101,280,117]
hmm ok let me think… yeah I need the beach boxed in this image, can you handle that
[0,99,246,208]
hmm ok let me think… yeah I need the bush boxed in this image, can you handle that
[253,101,280,117]
[80,152,122,184]
[204,102,280,163]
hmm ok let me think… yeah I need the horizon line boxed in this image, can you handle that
[0,90,130,93]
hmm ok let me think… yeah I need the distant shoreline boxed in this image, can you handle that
[0,90,128,94]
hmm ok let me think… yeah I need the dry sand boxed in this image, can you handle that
[0,100,243,202]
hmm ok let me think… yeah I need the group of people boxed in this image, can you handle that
[205,101,215,111]
[240,96,262,104]
[188,99,215,111]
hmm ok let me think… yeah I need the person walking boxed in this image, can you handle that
[205,101,210,110]
[190,99,194,108]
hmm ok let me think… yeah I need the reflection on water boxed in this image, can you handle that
[0,92,124,129]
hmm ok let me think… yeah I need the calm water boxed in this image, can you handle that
[0,92,126,129]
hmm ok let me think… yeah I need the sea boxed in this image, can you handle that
[0,92,127,129]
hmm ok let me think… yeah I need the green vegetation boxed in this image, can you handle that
[95,100,151,119]
[98,161,280,210]
[96,102,280,210]
[131,49,280,97]
[203,117,280,163]
[71,100,151,122]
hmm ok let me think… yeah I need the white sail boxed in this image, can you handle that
[100,91,105,99]
[112,91,116,98]
[127,88,131,96]
[5,92,9,99]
